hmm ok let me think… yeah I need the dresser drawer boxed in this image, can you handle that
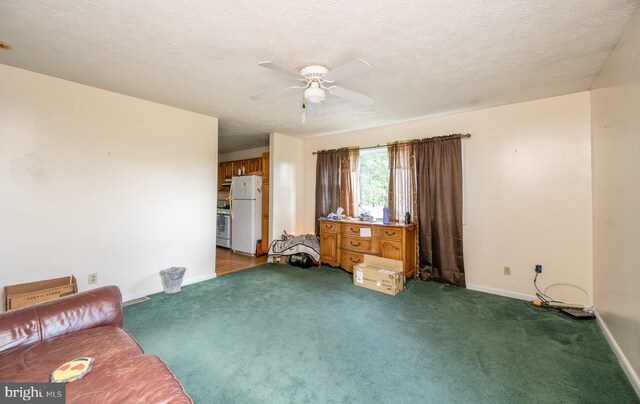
[341,236,375,253]
[379,227,402,240]
[341,223,378,237]
[340,251,364,273]
[320,221,339,233]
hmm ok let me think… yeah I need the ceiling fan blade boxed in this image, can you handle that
[258,61,305,80]
[328,86,374,106]
[250,86,303,101]
[324,59,371,82]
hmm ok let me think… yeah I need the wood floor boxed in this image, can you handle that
[216,247,267,276]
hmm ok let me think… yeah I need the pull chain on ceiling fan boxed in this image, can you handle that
[251,59,374,122]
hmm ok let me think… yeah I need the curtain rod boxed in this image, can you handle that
[312,133,471,155]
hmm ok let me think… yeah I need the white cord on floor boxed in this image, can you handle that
[543,282,591,306]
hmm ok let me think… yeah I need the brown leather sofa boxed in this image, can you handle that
[0,286,192,403]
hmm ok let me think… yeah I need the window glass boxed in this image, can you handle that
[358,148,389,219]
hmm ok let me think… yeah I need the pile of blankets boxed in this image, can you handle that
[268,232,320,264]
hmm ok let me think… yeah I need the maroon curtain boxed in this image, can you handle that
[415,136,465,287]
[315,150,341,234]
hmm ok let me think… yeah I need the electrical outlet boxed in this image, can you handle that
[503,266,511,276]
[88,273,98,285]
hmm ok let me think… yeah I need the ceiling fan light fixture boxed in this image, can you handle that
[304,83,325,104]
[252,59,373,116]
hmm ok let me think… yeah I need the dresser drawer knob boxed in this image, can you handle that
[385,230,395,236]
[349,257,360,263]
[326,224,333,229]
[350,241,361,247]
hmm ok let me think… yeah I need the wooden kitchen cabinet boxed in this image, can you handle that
[231,160,244,176]
[249,158,262,174]
[218,161,234,191]
[261,152,269,180]
[223,162,234,180]
[318,219,417,279]
[218,157,263,190]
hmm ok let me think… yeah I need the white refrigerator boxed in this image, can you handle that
[231,175,262,255]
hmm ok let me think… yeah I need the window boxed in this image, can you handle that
[358,148,389,219]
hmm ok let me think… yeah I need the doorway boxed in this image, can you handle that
[215,144,270,276]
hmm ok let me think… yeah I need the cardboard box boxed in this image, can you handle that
[353,255,404,296]
[4,276,77,311]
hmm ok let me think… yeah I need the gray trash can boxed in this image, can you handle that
[160,267,186,294]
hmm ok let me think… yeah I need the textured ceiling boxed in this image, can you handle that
[0,1,637,153]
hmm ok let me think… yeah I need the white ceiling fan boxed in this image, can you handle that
[251,59,374,122]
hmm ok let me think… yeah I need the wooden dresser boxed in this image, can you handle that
[319,219,417,279]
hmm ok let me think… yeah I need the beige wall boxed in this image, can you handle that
[302,92,593,303]
[591,8,640,393]
[269,132,304,242]
[219,146,269,163]
[0,64,219,303]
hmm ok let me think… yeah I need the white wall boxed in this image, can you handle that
[301,93,593,304]
[219,146,269,163]
[0,64,218,302]
[269,132,303,242]
[591,7,640,394]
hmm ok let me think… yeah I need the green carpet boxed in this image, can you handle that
[123,264,638,403]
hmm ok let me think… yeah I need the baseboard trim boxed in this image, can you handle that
[122,273,216,303]
[595,310,640,398]
[466,283,536,302]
